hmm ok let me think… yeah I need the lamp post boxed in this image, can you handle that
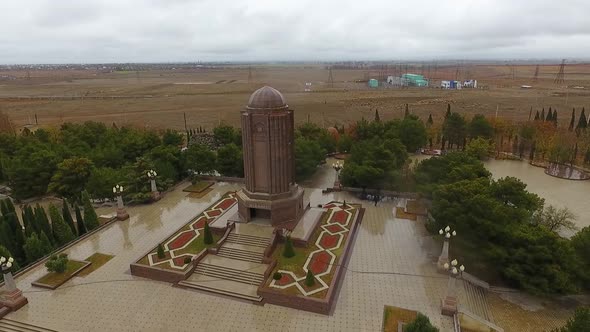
[441,259,465,316]
[332,160,343,190]
[437,225,456,272]
[147,170,160,201]
[0,256,28,310]
[113,184,129,221]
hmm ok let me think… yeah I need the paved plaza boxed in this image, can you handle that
[5,162,455,332]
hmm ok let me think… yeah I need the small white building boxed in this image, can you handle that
[441,80,451,89]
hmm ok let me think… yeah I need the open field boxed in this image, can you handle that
[2,63,590,132]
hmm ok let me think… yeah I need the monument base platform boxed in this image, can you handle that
[116,209,129,221]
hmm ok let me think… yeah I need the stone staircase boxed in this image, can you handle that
[0,306,9,320]
[226,233,271,248]
[216,246,264,263]
[193,262,265,285]
[0,319,58,332]
[461,280,495,323]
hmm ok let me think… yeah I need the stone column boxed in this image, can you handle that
[441,274,458,316]
[437,239,450,271]
[150,179,160,201]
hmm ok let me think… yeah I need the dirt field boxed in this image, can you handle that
[1,63,590,132]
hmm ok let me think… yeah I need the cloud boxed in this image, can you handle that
[0,0,588,63]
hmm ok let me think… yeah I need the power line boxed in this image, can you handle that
[554,59,566,84]
[327,66,334,88]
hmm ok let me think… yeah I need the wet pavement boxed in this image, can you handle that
[5,164,458,331]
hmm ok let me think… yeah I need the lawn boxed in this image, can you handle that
[34,260,89,288]
[173,232,220,257]
[395,207,417,221]
[77,253,114,277]
[183,181,214,193]
[382,305,417,332]
[405,199,427,215]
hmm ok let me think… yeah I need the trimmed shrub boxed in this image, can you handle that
[45,254,68,274]
[183,256,192,264]
[157,243,165,259]
[305,269,315,287]
[203,222,213,245]
[282,236,295,258]
[273,272,282,280]
[404,313,439,332]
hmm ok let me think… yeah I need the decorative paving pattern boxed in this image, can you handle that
[145,192,237,270]
[269,202,357,296]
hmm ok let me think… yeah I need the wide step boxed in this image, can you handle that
[217,247,264,263]
[178,281,263,302]
[226,233,271,248]
[194,263,264,285]
[462,281,494,323]
[0,319,58,332]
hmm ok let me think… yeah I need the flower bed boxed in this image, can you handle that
[260,201,363,314]
[133,192,237,272]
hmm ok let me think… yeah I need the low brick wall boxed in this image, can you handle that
[198,175,245,183]
[258,207,365,315]
[130,263,189,283]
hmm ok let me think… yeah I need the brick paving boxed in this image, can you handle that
[5,172,456,331]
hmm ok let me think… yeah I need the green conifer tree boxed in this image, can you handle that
[305,269,315,287]
[203,221,213,245]
[374,109,380,122]
[404,104,410,118]
[569,108,576,131]
[157,243,165,259]
[541,108,545,121]
[62,199,77,235]
[49,204,75,246]
[74,205,87,236]
[34,205,54,244]
[82,191,99,231]
[23,232,44,262]
[4,213,26,264]
[445,104,451,118]
[534,111,540,120]
[578,108,588,130]
[427,114,433,125]
[282,236,295,258]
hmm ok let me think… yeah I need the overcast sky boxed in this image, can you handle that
[1,0,589,64]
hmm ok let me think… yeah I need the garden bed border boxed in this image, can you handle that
[31,260,91,290]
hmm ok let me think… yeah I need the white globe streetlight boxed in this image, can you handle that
[441,258,465,316]
[438,225,456,272]
[147,169,160,201]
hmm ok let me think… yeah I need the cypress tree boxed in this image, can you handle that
[552,110,558,125]
[404,104,409,118]
[577,108,587,130]
[427,114,433,125]
[22,205,36,236]
[305,269,315,287]
[23,232,44,262]
[547,107,552,121]
[157,243,165,259]
[282,236,295,258]
[5,199,15,214]
[374,109,380,122]
[35,205,54,244]
[4,213,26,263]
[0,222,16,261]
[534,111,540,121]
[445,104,451,118]
[49,204,75,246]
[62,199,77,235]
[540,108,545,121]
[39,231,53,254]
[569,108,576,131]
[74,205,86,236]
[203,221,213,245]
[82,191,99,231]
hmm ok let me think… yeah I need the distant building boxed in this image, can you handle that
[462,80,478,88]
[368,79,379,88]
[441,80,462,89]
[401,73,429,87]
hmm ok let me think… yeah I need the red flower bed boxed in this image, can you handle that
[309,251,332,275]
[319,233,340,250]
[168,230,196,250]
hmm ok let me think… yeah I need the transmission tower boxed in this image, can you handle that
[327,66,334,88]
[247,66,253,84]
[455,65,460,81]
[26,71,31,80]
[554,59,566,84]
[533,65,539,82]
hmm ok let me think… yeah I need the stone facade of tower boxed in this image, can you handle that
[236,86,304,227]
